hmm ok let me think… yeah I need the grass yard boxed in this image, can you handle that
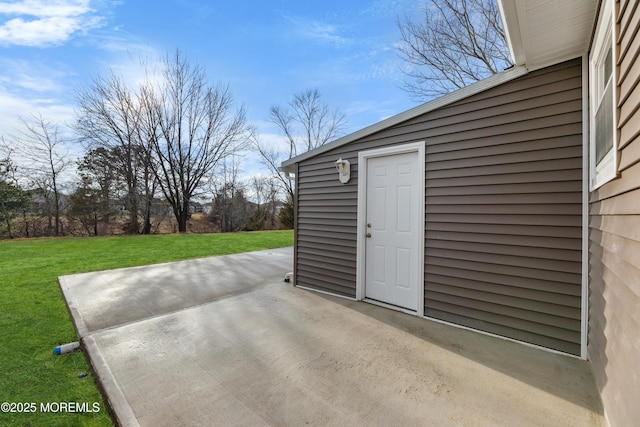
[0,230,293,426]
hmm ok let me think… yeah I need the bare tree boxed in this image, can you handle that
[0,139,28,238]
[71,147,121,235]
[75,72,156,234]
[397,0,513,99]
[145,51,251,232]
[210,155,248,232]
[67,183,101,236]
[278,193,294,229]
[254,89,346,200]
[14,114,72,236]
[247,175,280,230]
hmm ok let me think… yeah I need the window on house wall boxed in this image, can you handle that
[589,0,616,189]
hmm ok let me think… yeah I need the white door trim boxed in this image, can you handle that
[356,141,425,317]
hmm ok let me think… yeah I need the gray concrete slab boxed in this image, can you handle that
[59,247,605,427]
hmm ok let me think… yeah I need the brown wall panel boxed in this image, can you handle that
[588,1,640,425]
[295,58,584,355]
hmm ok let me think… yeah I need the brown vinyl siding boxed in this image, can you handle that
[295,58,583,354]
[588,0,640,424]
[296,158,358,297]
[423,59,583,355]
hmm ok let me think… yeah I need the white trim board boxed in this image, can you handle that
[355,141,426,317]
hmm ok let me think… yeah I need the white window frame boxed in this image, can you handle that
[589,0,617,190]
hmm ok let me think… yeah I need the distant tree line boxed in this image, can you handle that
[0,142,289,239]
[0,51,343,239]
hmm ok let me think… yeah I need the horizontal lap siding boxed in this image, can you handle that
[295,58,583,355]
[421,59,584,356]
[588,1,640,425]
[295,114,418,297]
[296,161,358,297]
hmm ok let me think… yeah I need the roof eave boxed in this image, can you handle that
[497,0,599,71]
[497,0,526,66]
[280,163,295,175]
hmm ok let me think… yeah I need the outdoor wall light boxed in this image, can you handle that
[335,158,351,184]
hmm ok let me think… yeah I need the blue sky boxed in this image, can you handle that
[0,0,422,178]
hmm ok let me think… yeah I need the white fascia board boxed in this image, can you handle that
[280,65,529,171]
[498,0,526,66]
[280,163,296,174]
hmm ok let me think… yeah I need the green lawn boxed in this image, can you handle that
[0,230,293,426]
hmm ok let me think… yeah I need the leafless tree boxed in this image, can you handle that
[0,138,29,238]
[71,147,122,235]
[14,114,72,236]
[145,51,251,232]
[210,154,248,232]
[248,175,279,229]
[253,89,346,200]
[75,71,156,234]
[397,0,513,100]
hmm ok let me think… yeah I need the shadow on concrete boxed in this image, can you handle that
[310,289,604,415]
[60,248,293,335]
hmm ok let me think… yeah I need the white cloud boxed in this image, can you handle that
[0,57,78,93]
[0,59,76,139]
[0,59,66,92]
[0,91,74,132]
[284,15,352,47]
[304,21,349,46]
[0,0,91,16]
[0,0,104,47]
[0,90,80,185]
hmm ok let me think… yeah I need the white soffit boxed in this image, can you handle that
[499,0,599,69]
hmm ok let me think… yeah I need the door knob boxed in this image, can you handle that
[366,233,372,238]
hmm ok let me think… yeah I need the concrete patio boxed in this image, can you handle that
[59,247,605,426]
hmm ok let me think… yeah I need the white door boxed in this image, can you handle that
[365,151,421,311]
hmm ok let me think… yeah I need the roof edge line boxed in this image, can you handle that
[281,65,529,170]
